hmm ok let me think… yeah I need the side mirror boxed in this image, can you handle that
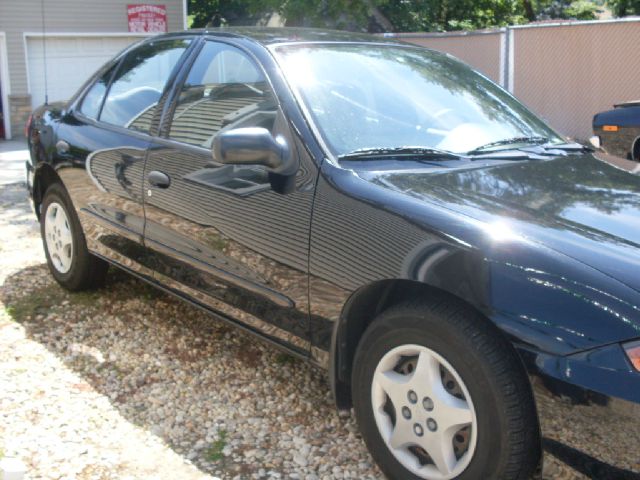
[212,127,297,176]
[589,135,601,149]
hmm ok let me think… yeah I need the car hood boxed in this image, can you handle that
[374,153,640,293]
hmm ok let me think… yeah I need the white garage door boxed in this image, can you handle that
[26,35,144,108]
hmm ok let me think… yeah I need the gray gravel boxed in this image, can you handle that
[0,182,586,479]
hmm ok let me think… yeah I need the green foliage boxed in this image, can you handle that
[378,0,526,32]
[5,287,64,321]
[608,0,640,16]
[205,429,228,462]
[188,0,251,28]
[565,0,599,18]
[275,352,297,365]
[247,0,374,29]
[534,0,599,19]
[187,0,607,32]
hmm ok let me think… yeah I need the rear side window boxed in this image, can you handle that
[80,65,116,120]
[100,38,191,132]
[168,41,277,147]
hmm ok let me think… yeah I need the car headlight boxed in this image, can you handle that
[623,340,640,371]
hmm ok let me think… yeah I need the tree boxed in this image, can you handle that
[533,0,598,20]
[378,0,527,31]
[564,1,598,19]
[243,0,375,29]
[187,0,603,32]
[608,0,640,16]
[188,0,253,28]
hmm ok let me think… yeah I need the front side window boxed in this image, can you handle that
[168,41,277,148]
[80,64,116,120]
[274,44,562,156]
[100,38,191,132]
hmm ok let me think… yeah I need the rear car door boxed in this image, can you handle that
[54,38,192,279]
[142,39,318,356]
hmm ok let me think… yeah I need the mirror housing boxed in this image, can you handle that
[212,127,297,176]
[589,135,601,149]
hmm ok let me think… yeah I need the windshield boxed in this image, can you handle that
[274,44,563,156]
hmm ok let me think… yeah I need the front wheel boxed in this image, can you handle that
[41,183,108,291]
[352,300,540,480]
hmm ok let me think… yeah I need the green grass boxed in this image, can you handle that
[5,287,65,321]
[3,274,169,329]
[275,352,297,366]
[204,429,228,462]
[70,290,103,307]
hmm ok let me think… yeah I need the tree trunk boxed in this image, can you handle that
[522,0,536,21]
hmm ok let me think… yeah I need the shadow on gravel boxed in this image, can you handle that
[1,264,369,478]
[543,438,639,480]
[2,264,590,480]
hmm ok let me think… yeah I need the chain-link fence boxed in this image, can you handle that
[386,18,640,142]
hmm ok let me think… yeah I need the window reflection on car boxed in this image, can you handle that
[100,39,191,131]
[169,41,278,148]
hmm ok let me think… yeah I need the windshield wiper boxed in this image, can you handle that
[542,141,591,152]
[467,136,549,155]
[338,146,463,161]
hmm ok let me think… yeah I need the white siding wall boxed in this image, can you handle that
[26,36,144,107]
[0,0,185,96]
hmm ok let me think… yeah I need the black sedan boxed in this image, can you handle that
[593,100,640,161]
[26,28,640,480]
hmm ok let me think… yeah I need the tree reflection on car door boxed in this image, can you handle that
[142,40,318,355]
[57,38,191,279]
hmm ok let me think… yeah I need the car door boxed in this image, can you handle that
[54,37,193,279]
[142,39,318,356]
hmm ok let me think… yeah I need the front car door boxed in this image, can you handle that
[55,37,193,279]
[142,39,318,356]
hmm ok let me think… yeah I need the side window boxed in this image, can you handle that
[100,39,191,132]
[80,64,116,119]
[168,41,277,147]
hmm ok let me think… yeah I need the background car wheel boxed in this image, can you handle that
[352,299,540,480]
[41,183,108,291]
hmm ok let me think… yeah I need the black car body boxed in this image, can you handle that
[593,100,640,161]
[26,28,640,479]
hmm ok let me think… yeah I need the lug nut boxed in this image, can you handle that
[413,423,424,436]
[402,406,412,419]
[407,390,417,404]
[427,418,438,432]
[423,397,434,411]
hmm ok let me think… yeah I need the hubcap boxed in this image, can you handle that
[44,201,73,273]
[371,344,477,480]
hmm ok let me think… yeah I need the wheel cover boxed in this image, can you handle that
[44,201,74,274]
[371,344,478,480]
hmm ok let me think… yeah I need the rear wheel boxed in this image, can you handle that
[41,183,108,291]
[352,300,540,480]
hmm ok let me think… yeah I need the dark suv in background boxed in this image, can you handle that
[26,28,640,480]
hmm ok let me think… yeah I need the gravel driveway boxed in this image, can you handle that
[0,181,586,480]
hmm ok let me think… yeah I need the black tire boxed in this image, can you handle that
[632,138,640,162]
[352,298,540,480]
[40,183,108,291]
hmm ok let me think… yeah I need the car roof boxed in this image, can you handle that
[159,26,405,46]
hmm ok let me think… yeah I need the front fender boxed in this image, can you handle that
[311,163,640,366]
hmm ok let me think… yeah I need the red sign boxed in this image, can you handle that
[127,4,167,33]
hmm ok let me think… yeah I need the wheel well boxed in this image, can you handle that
[331,279,524,410]
[632,136,640,161]
[33,164,62,219]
